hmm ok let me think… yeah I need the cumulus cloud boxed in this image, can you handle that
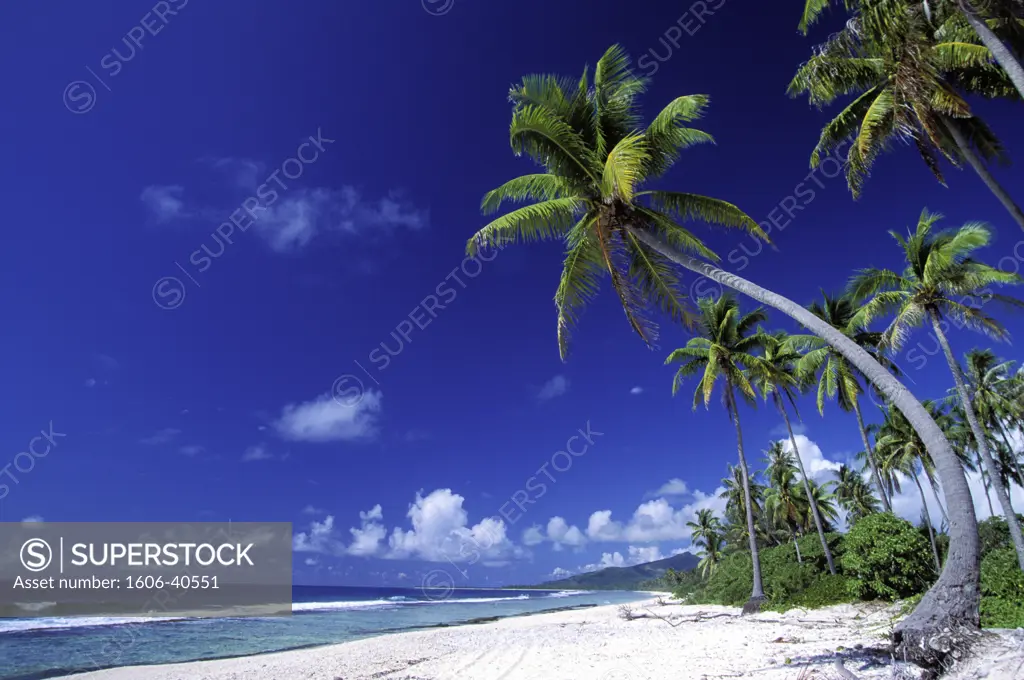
[630,386,644,395]
[537,375,569,402]
[549,567,573,579]
[22,516,44,523]
[780,435,841,484]
[584,490,727,543]
[524,517,588,551]
[293,489,522,566]
[274,391,382,442]
[302,505,326,515]
[579,546,664,573]
[179,445,204,457]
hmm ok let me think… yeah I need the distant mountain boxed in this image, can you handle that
[514,551,699,591]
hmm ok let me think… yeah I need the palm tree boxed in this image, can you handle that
[756,330,837,573]
[798,479,841,532]
[790,4,1024,230]
[764,447,809,564]
[850,210,1024,569]
[795,293,894,511]
[961,350,1024,492]
[667,294,767,611]
[875,403,944,571]
[687,509,725,578]
[834,464,883,523]
[799,0,1024,105]
[472,44,985,661]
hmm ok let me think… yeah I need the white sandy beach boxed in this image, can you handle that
[65,598,1023,680]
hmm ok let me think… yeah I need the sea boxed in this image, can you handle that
[0,585,650,679]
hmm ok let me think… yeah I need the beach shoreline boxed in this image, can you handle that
[60,597,1024,680]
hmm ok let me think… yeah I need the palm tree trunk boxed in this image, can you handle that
[791,528,803,564]
[929,309,1024,570]
[726,383,765,611]
[923,465,950,526]
[779,402,836,575]
[958,3,1024,105]
[913,469,942,573]
[852,398,894,513]
[995,419,1024,496]
[940,115,1024,232]
[978,450,997,517]
[628,227,981,668]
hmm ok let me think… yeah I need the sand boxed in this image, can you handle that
[64,598,1024,680]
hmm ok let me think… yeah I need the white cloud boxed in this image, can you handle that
[22,516,43,523]
[141,185,187,222]
[647,478,689,499]
[781,434,840,484]
[630,386,644,395]
[537,375,569,402]
[179,445,204,457]
[387,489,519,563]
[274,391,382,443]
[84,378,97,388]
[522,526,545,546]
[140,428,181,445]
[549,567,574,579]
[302,505,326,515]
[242,444,274,462]
[294,489,522,566]
[304,558,318,566]
[348,505,386,557]
[584,490,727,544]
[579,545,665,573]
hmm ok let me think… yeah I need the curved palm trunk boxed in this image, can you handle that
[913,469,942,573]
[726,383,765,611]
[958,6,1024,106]
[779,402,836,575]
[791,528,803,564]
[629,228,980,669]
[929,310,1024,570]
[940,115,1024,232]
[852,399,894,513]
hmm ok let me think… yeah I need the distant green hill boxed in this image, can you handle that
[511,551,699,591]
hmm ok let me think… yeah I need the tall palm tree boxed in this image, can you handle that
[834,464,883,522]
[795,293,894,511]
[472,44,984,662]
[799,0,1024,105]
[756,330,837,573]
[798,479,841,531]
[850,210,1024,569]
[875,403,944,571]
[667,294,767,611]
[790,4,1024,230]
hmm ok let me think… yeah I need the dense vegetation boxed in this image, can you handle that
[470,0,1024,670]
[668,515,1024,628]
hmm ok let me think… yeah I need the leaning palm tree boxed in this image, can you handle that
[687,509,725,578]
[472,44,985,663]
[790,4,1024,230]
[834,464,883,522]
[757,330,837,573]
[850,210,1024,569]
[799,0,1024,105]
[795,293,894,512]
[875,403,944,571]
[799,479,841,532]
[667,294,767,611]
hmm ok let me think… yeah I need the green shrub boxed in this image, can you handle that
[840,513,933,601]
[980,547,1024,628]
[789,574,856,608]
[977,516,1024,558]
[793,532,845,573]
[689,552,751,606]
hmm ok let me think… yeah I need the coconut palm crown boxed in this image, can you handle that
[467,44,767,359]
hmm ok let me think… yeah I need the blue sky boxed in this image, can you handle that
[1,0,1023,588]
